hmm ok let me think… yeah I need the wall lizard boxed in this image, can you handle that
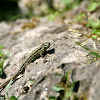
[0,42,50,90]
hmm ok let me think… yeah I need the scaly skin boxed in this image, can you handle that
[0,42,50,90]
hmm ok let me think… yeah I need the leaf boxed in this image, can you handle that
[86,19,95,28]
[76,42,81,45]
[53,85,65,92]
[0,45,3,50]
[54,73,63,77]
[91,30,100,33]
[48,12,59,21]
[74,13,86,22]
[0,67,2,72]
[0,52,3,57]
[10,96,18,100]
[92,35,97,39]
[92,21,100,29]
[70,81,79,89]
[30,80,35,84]
[87,19,100,29]
[76,42,100,59]
[91,30,100,36]
[65,90,73,98]
[65,72,69,81]
[48,96,57,100]
[6,79,13,97]
[62,0,71,5]
[90,51,100,58]
[76,42,91,51]
[0,45,9,76]
[95,32,100,36]
[87,2,97,12]
[65,70,72,81]
[81,40,88,47]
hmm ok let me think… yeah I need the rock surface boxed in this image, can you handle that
[0,1,100,100]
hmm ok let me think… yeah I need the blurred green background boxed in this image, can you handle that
[0,0,82,21]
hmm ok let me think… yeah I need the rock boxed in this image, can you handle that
[72,61,100,81]
[89,70,100,100]
[23,71,63,100]
[71,60,100,99]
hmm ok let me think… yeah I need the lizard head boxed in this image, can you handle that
[42,42,50,50]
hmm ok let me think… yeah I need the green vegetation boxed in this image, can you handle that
[87,30,100,40]
[0,45,9,74]
[87,2,98,12]
[76,42,100,63]
[86,19,100,29]
[0,0,82,21]
[6,79,18,100]
[0,79,18,100]
[1,0,100,22]
[62,0,81,11]
[48,71,78,100]
[74,1,100,28]
[0,45,17,100]
[47,10,64,21]
[48,0,82,22]
[74,13,86,23]
[86,1,100,42]
[73,0,100,46]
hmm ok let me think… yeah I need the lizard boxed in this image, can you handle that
[0,42,50,90]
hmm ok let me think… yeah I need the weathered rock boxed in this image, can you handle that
[71,60,100,99]
[72,61,100,81]
[89,70,100,100]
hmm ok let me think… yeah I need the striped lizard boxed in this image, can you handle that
[0,42,50,90]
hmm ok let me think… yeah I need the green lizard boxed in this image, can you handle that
[0,42,50,90]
